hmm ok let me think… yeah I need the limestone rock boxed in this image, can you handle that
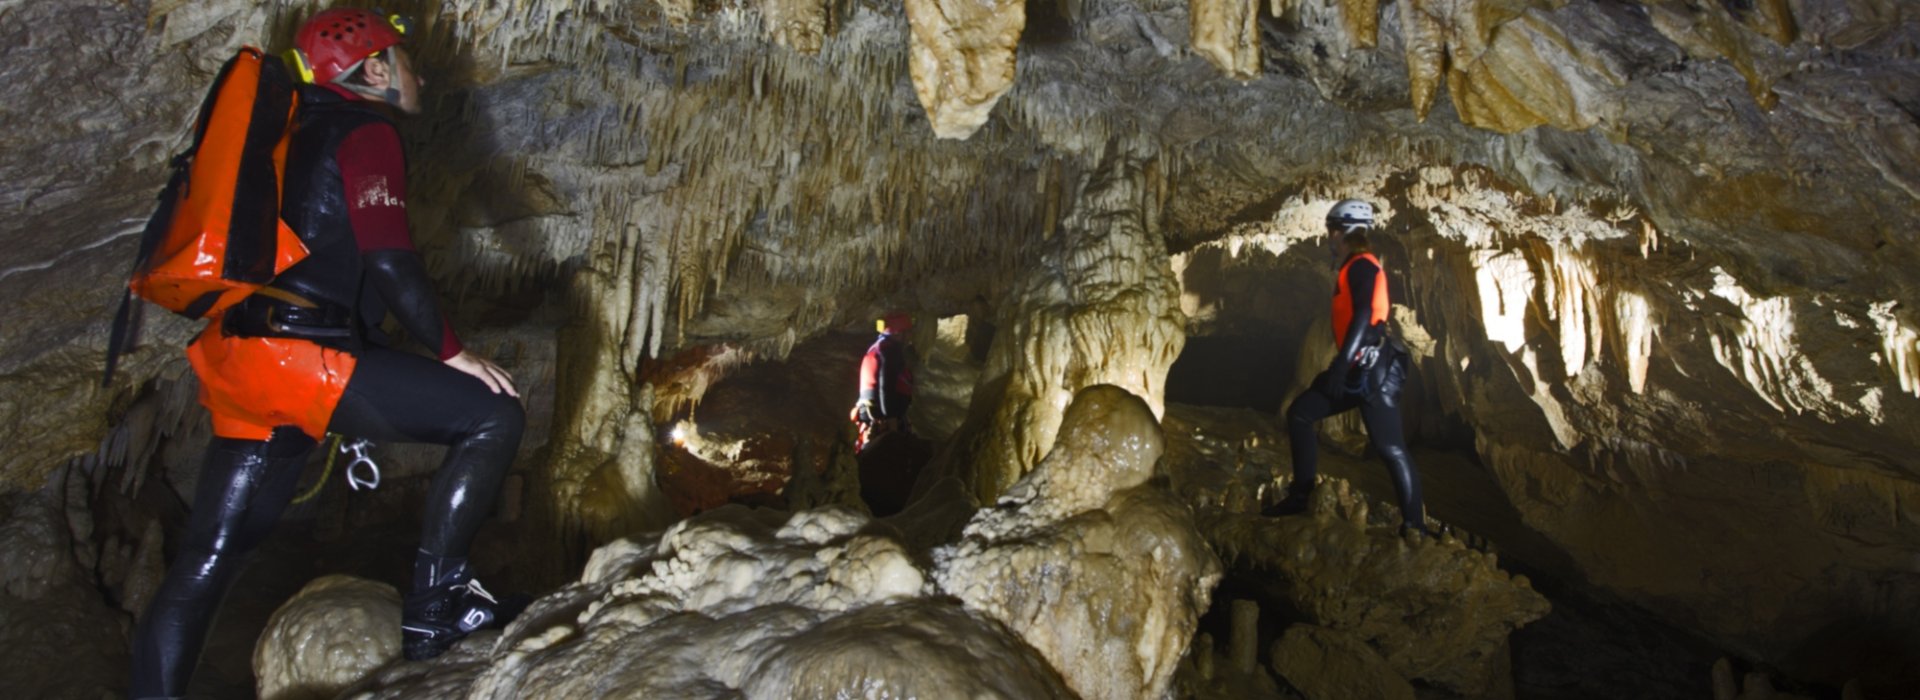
[0,489,126,699]
[1270,624,1416,700]
[348,505,1074,699]
[907,0,1026,139]
[1399,0,1625,132]
[1203,485,1549,695]
[935,385,1223,700]
[1191,0,1261,79]
[253,575,402,700]
[762,0,831,53]
[949,156,1187,501]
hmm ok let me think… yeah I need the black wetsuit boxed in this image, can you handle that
[1284,253,1424,529]
[859,333,914,421]
[129,87,522,699]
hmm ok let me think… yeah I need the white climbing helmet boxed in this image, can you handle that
[1326,199,1375,233]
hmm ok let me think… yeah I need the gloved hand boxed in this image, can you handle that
[850,399,875,424]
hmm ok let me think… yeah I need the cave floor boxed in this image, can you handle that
[161,412,1736,700]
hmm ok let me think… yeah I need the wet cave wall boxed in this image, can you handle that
[1,0,1918,698]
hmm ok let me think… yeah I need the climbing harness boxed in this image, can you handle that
[289,434,382,504]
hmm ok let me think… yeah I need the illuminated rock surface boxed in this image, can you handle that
[2,0,1918,696]
[336,505,1078,698]
[1203,487,1548,696]
[937,385,1221,700]
[253,575,402,700]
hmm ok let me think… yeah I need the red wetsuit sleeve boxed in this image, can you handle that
[338,124,413,252]
[337,124,465,360]
[859,348,881,403]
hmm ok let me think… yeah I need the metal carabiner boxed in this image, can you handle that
[344,438,381,491]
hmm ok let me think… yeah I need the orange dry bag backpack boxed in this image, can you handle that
[103,46,309,385]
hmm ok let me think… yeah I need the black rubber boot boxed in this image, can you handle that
[401,560,528,661]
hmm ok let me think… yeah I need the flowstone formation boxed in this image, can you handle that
[253,575,401,700]
[945,155,1187,502]
[332,506,1075,699]
[907,0,1027,138]
[294,389,1211,698]
[1204,487,1549,696]
[937,385,1221,700]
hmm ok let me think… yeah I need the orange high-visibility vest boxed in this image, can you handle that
[1331,252,1390,349]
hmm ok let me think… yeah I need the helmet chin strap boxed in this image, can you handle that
[340,82,404,108]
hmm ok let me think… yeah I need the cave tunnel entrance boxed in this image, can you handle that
[655,313,984,519]
[1166,241,1327,414]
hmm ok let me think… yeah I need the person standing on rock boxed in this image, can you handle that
[130,9,526,697]
[850,312,916,453]
[1265,199,1429,537]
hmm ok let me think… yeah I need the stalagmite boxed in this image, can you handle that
[1229,599,1259,674]
[935,386,1221,700]
[253,576,401,700]
[342,506,1077,699]
[906,0,1026,139]
[1270,625,1416,700]
[946,155,1186,500]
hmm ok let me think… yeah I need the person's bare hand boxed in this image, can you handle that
[445,351,519,398]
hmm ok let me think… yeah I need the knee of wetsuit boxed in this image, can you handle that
[1377,443,1411,465]
[1285,402,1316,428]
[470,392,526,444]
[169,546,242,590]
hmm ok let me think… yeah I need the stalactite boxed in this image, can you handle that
[1339,0,1381,48]
[1398,0,1449,121]
[1614,291,1654,394]
[906,0,1026,139]
[1704,267,1858,420]
[1641,0,1784,110]
[1190,0,1260,80]
[1538,240,1603,378]
[1870,301,1920,399]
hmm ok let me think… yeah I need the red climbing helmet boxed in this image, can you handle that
[877,312,914,334]
[289,8,410,85]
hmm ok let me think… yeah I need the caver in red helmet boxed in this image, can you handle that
[293,8,407,85]
[877,312,914,335]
